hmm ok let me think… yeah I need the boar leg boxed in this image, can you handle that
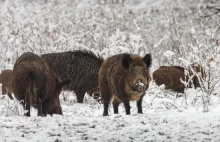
[113,99,120,114]
[2,86,7,95]
[25,97,31,117]
[42,101,48,116]
[25,103,30,116]
[137,95,144,114]
[76,93,85,103]
[103,102,109,116]
[76,80,97,103]
[102,90,112,116]
[123,101,130,115]
[75,90,86,103]
[7,92,14,100]
[37,98,45,117]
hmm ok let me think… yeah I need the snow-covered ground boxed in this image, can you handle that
[0,83,220,142]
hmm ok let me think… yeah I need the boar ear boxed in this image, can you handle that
[142,53,152,67]
[122,54,132,69]
[57,79,71,90]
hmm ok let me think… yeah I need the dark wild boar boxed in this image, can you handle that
[0,69,14,99]
[12,52,70,117]
[41,50,104,103]
[153,65,205,93]
[99,53,152,116]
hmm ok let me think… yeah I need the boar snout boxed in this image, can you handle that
[135,79,147,93]
[136,85,146,92]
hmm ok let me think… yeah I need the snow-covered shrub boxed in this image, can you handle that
[0,96,25,116]
[164,35,220,112]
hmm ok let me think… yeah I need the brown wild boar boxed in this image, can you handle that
[153,65,205,93]
[99,53,152,116]
[12,52,70,117]
[41,50,104,103]
[0,69,14,99]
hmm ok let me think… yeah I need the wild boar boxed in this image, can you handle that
[99,53,152,116]
[0,69,14,99]
[41,50,104,103]
[153,65,205,93]
[12,52,70,117]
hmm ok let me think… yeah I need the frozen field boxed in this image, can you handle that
[0,84,220,142]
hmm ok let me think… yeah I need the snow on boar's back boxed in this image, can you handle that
[41,50,104,103]
[12,52,70,117]
[152,65,205,93]
[99,53,152,116]
[0,69,14,99]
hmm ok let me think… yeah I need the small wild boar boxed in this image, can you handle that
[41,50,104,103]
[0,69,14,99]
[153,65,205,93]
[12,52,70,117]
[99,53,152,116]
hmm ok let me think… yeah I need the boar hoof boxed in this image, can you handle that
[39,113,46,117]
[103,113,108,116]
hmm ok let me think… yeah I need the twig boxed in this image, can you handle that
[162,101,182,112]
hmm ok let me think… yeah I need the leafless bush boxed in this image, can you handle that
[164,31,220,112]
[0,96,25,116]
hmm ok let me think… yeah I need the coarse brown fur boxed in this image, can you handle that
[41,50,104,103]
[0,69,14,99]
[12,52,70,117]
[153,65,205,93]
[153,66,185,93]
[99,53,152,116]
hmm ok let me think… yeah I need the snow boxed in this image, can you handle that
[178,58,191,66]
[136,82,145,86]
[1,86,220,142]
[164,50,176,58]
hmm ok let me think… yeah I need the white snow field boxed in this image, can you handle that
[0,86,220,142]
